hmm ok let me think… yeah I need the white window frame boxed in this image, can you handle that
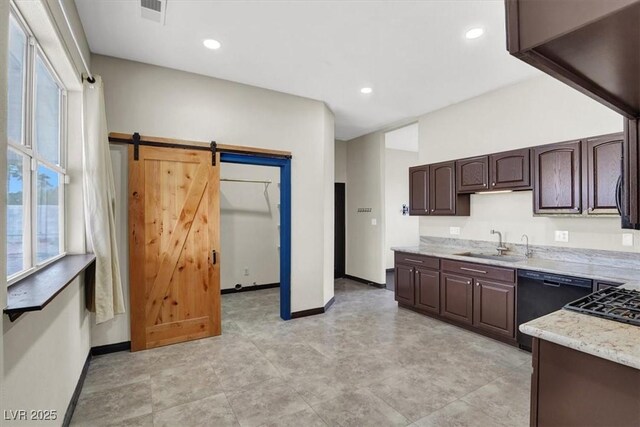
[7,3,67,286]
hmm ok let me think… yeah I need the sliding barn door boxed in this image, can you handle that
[129,145,220,351]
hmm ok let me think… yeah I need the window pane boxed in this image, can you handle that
[35,56,61,166]
[7,150,29,277]
[8,15,27,145]
[36,165,61,263]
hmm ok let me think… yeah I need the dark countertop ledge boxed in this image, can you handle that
[4,254,96,321]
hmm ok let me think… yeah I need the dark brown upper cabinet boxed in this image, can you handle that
[490,148,532,190]
[409,165,429,215]
[505,0,640,119]
[533,140,582,214]
[457,150,532,194]
[583,133,623,215]
[506,1,640,228]
[456,156,489,193]
[430,161,470,216]
[623,119,640,229]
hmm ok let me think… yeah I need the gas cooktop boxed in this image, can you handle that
[564,287,640,327]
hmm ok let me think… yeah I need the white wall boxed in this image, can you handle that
[92,55,335,345]
[335,140,347,183]
[384,148,419,269]
[1,1,91,424]
[220,163,280,290]
[346,132,386,284]
[418,75,640,252]
[322,106,335,305]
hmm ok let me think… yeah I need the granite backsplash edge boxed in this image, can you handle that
[419,236,640,270]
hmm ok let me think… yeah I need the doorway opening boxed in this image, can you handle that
[220,153,292,320]
[334,183,345,278]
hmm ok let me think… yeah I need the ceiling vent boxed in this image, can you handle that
[141,0,167,24]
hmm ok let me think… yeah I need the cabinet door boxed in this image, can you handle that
[440,273,473,325]
[584,134,622,214]
[490,148,532,190]
[473,279,515,338]
[429,161,456,215]
[415,268,440,314]
[533,141,582,214]
[395,264,415,306]
[409,166,429,215]
[456,156,489,193]
[623,119,640,229]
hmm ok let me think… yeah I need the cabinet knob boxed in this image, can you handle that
[492,182,495,186]
[476,283,479,286]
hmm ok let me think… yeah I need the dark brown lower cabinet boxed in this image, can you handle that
[395,252,516,345]
[394,264,415,306]
[415,268,440,314]
[473,279,515,338]
[440,273,473,325]
[531,338,640,427]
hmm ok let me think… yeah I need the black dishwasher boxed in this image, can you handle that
[517,269,593,350]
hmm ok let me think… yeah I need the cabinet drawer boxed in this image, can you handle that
[441,259,515,283]
[395,252,439,270]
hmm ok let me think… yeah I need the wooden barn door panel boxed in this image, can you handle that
[129,145,220,351]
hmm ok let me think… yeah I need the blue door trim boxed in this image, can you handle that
[220,153,292,320]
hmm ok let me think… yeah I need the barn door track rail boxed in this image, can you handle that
[108,132,293,161]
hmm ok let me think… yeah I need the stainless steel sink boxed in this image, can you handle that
[454,252,525,263]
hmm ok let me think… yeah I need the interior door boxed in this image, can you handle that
[334,183,346,278]
[129,145,221,351]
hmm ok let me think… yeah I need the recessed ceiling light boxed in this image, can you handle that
[465,27,484,39]
[203,39,222,50]
[360,87,373,94]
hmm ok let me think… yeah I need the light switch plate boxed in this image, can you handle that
[449,226,460,235]
[371,218,377,226]
[554,230,569,242]
[622,233,634,246]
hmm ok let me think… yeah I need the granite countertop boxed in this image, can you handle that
[393,245,640,370]
[520,282,640,370]
[392,245,640,283]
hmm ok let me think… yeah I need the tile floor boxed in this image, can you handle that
[71,279,532,426]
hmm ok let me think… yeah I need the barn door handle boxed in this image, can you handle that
[212,250,217,265]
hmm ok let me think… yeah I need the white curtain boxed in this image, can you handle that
[82,76,125,323]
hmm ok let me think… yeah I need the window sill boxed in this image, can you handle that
[4,253,96,321]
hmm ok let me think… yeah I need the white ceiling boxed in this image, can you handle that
[75,0,539,140]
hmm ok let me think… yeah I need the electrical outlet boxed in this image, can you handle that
[622,233,634,247]
[371,218,377,226]
[244,267,249,276]
[554,230,569,242]
[449,226,460,235]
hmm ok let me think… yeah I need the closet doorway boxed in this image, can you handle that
[220,153,291,321]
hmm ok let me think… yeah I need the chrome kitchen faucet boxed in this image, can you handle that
[490,229,509,256]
